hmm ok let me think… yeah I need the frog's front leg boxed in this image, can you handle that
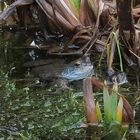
[52,78,72,94]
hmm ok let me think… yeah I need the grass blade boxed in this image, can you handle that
[96,101,103,122]
[116,97,123,124]
[111,91,118,120]
[103,86,112,123]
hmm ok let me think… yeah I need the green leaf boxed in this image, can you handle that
[112,32,123,72]
[103,86,112,123]
[96,102,103,122]
[111,91,118,120]
[116,97,123,124]
[71,0,81,12]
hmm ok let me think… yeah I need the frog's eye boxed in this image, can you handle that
[74,60,81,67]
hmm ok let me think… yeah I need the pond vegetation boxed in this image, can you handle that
[0,0,140,140]
[0,68,85,139]
[0,46,139,139]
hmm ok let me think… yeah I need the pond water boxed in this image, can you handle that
[0,33,140,140]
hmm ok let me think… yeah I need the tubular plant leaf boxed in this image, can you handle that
[96,101,103,122]
[116,97,123,124]
[110,91,118,120]
[103,86,112,123]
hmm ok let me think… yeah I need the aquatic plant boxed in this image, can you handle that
[0,70,86,139]
[102,85,123,124]
[83,78,130,139]
[96,85,129,139]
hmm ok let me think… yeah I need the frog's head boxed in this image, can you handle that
[61,55,95,81]
[74,55,92,66]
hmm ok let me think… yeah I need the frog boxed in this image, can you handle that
[24,55,128,92]
[24,55,94,92]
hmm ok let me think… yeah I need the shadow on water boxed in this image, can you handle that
[0,33,140,140]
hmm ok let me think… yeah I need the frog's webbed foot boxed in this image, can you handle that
[52,78,73,94]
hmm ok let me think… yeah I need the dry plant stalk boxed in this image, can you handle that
[83,77,98,124]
